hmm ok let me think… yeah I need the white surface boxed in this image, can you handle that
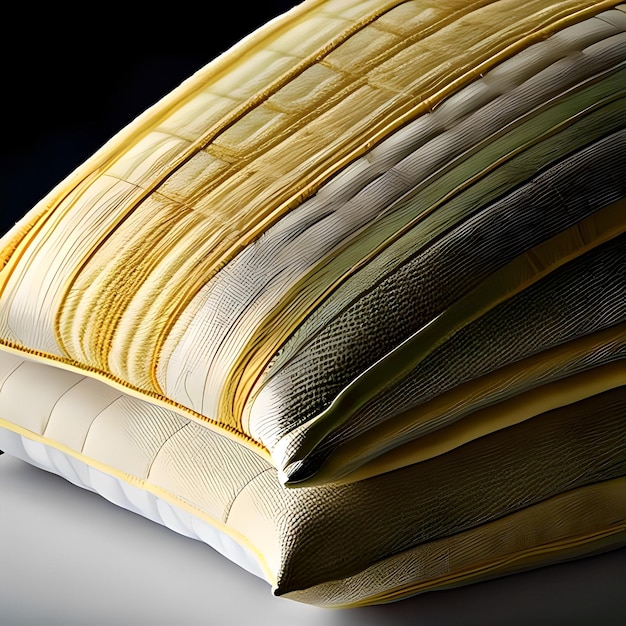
[1,453,625,626]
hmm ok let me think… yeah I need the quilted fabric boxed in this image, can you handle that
[0,0,624,607]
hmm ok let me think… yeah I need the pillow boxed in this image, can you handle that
[0,0,624,608]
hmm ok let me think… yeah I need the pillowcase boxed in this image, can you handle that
[0,0,624,607]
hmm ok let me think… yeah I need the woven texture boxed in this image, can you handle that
[0,0,624,607]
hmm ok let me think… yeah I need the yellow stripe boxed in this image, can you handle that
[0,418,277,585]
[0,342,269,456]
[51,0,408,370]
[283,199,626,461]
[323,365,626,485]
[320,323,626,482]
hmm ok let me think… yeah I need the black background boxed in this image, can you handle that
[0,2,298,234]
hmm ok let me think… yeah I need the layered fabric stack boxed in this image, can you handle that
[0,0,624,608]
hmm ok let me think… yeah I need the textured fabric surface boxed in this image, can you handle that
[0,353,624,605]
[0,0,624,608]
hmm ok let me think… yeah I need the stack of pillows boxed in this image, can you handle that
[0,0,623,607]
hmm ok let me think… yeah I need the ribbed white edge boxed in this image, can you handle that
[0,426,268,582]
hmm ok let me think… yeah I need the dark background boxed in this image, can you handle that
[0,2,298,235]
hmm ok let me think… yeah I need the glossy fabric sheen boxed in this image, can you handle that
[0,0,624,608]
